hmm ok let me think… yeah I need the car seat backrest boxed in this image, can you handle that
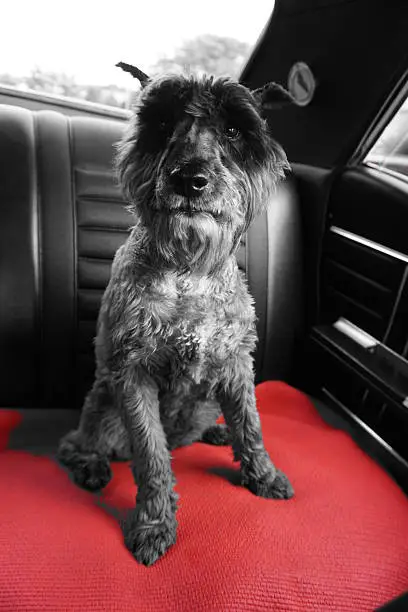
[0,104,301,408]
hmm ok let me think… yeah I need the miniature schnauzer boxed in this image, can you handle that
[57,65,295,566]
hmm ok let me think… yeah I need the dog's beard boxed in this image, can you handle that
[145,206,239,274]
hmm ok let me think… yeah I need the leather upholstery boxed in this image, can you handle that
[0,105,302,408]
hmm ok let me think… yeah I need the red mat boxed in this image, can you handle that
[0,382,407,611]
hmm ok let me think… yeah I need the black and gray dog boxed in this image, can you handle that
[57,67,295,566]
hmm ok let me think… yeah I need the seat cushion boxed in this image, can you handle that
[0,382,407,611]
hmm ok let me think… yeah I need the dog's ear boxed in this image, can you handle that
[252,82,295,110]
[116,62,150,88]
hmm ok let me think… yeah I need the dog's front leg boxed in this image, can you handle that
[120,368,178,566]
[216,352,294,500]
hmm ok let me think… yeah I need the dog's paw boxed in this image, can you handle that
[57,434,112,492]
[123,512,177,566]
[71,456,112,492]
[57,431,81,467]
[245,469,294,500]
[201,424,232,446]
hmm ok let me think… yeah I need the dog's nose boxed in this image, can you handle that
[170,167,209,198]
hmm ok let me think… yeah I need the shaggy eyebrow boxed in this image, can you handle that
[220,101,260,131]
[139,101,181,126]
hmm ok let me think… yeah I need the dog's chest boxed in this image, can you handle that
[141,275,219,381]
[164,323,204,365]
[158,279,210,360]
[116,268,255,385]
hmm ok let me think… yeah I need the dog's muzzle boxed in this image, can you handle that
[169,162,210,199]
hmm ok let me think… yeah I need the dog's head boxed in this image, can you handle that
[116,73,292,272]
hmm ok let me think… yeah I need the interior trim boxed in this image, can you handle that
[383,266,408,345]
[349,69,408,165]
[31,113,42,369]
[330,226,408,264]
[313,325,408,410]
[364,161,408,187]
[0,86,131,120]
[333,318,378,349]
[322,387,408,472]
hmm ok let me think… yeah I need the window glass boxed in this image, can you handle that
[365,98,408,179]
[0,1,273,110]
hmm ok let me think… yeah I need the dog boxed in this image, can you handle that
[57,67,295,566]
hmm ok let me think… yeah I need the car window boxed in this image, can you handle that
[364,98,408,180]
[0,0,273,110]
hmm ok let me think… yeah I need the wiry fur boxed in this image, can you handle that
[57,73,294,566]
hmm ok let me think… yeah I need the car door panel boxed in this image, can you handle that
[307,164,408,484]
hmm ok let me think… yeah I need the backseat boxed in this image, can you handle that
[2,105,408,612]
[0,104,302,409]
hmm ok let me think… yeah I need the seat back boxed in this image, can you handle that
[0,105,302,408]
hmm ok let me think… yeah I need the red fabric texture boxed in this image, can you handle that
[0,382,407,611]
[0,410,22,450]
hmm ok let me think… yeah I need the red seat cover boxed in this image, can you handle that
[0,382,407,611]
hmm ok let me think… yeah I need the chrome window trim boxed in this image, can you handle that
[363,161,408,186]
[330,226,408,264]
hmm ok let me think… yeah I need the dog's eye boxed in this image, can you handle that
[224,126,240,140]
[158,116,175,132]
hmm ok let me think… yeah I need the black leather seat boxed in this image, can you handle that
[0,104,302,409]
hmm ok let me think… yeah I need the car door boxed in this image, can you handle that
[309,99,408,488]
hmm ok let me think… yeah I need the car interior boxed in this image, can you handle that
[0,0,407,610]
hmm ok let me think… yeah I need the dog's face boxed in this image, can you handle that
[117,75,291,272]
